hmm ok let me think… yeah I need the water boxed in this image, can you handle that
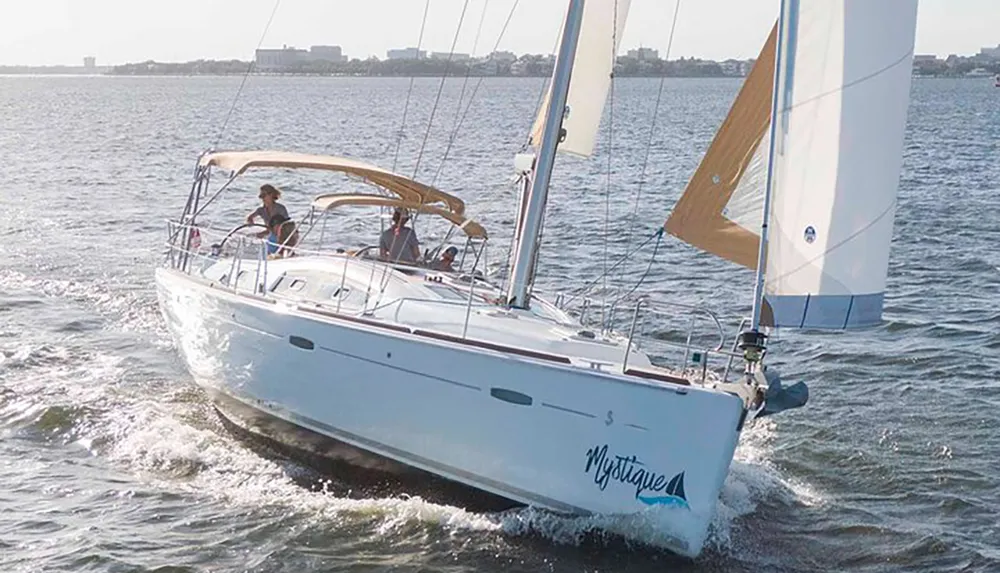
[1,75,998,572]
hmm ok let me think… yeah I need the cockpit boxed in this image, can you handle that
[178,150,491,278]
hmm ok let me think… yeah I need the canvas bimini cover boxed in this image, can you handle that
[666,0,919,329]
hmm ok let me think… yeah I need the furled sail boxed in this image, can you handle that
[529,0,631,157]
[667,0,918,329]
[663,24,777,269]
[761,0,918,329]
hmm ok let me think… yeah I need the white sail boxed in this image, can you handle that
[530,0,631,157]
[761,0,918,329]
[722,130,769,234]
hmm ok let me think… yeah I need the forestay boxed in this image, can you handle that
[529,0,631,157]
[667,0,919,329]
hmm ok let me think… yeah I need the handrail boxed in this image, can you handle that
[162,220,746,386]
[638,299,727,352]
[617,296,741,385]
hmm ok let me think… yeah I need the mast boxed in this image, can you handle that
[505,0,587,309]
[748,0,790,332]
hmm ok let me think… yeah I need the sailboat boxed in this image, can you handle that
[155,0,919,558]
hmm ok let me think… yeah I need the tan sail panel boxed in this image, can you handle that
[663,23,777,270]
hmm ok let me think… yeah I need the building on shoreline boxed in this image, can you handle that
[255,45,348,71]
[7,44,996,78]
[386,48,426,60]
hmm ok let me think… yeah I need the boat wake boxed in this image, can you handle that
[0,273,819,562]
[0,338,819,561]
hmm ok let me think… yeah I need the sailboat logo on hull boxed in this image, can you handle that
[636,472,688,508]
[584,445,689,510]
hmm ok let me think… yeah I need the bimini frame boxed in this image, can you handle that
[170,149,488,270]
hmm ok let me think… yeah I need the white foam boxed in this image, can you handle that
[95,396,500,535]
[0,271,820,557]
[84,381,823,557]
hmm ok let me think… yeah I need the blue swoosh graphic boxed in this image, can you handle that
[637,495,690,509]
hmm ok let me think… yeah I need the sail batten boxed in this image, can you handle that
[530,0,631,158]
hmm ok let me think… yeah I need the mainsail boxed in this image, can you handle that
[666,0,919,329]
[529,0,631,157]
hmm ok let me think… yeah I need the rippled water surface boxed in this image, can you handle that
[1,75,998,572]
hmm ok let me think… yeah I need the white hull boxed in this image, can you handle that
[156,266,746,556]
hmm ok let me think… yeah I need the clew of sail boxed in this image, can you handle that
[667,0,919,329]
[529,0,631,158]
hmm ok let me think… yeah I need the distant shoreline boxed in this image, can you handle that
[1,66,996,81]
[1,71,993,80]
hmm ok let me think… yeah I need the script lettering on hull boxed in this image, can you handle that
[584,444,689,509]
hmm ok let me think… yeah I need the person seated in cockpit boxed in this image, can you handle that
[431,246,458,272]
[379,208,420,264]
[266,214,299,258]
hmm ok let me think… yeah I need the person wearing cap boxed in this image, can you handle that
[379,208,421,264]
[247,184,289,238]
[431,246,459,272]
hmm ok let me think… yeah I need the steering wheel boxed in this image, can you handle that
[217,223,268,251]
[351,245,380,259]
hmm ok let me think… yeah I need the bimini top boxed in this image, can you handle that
[199,150,466,215]
[312,193,487,239]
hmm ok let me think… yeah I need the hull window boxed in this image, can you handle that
[489,387,533,406]
[289,335,315,350]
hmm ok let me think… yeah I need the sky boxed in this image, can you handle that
[0,0,997,66]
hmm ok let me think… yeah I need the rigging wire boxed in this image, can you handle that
[419,0,490,264]
[616,0,681,287]
[562,228,664,308]
[213,0,282,148]
[375,0,472,300]
[429,0,520,188]
[610,228,664,306]
[368,0,433,303]
[437,0,491,176]
[411,0,472,180]
[428,0,522,259]
[601,0,619,329]
[391,0,433,173]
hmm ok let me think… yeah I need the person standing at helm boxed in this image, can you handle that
[379,208,420,264]
[247,184,289,238]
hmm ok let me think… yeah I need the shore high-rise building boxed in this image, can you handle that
[386,48,426,60]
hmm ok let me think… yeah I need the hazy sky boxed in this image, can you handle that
[1,0,997,66]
